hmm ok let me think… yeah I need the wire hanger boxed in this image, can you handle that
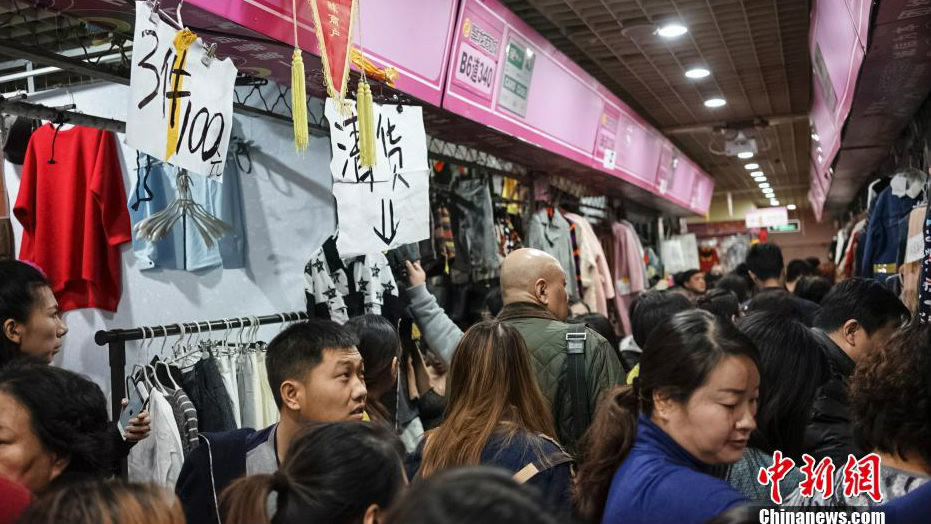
[134,170,231,248]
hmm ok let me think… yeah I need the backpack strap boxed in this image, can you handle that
[512,438,575,485]
[565,324,590,443]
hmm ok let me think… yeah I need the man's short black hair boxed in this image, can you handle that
[630,291,693,347]
[786,259,814,283]
[266,320,359,408]
[814,278,910,335]
[745,244,785,282]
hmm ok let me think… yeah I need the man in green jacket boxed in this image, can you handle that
[497,248,623,452]
[404,249,622,452]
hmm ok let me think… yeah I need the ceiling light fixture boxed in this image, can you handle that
[770,200,781,207]
[750,171,764,177]
[704,97,726,108]
[737,151,754,159]
[759,182,771,189]
[754,177,767,183]
[657,22,688,38]
[787,204,797,210]
[811,133,820,142]
[685,67,710,79]
[744,163,759,170]
[763,187,774,193]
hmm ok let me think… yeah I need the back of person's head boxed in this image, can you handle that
[850,321,931,470]
[794,276,833,304]
[0,261,52,368]
[806,257,822,271]
[0,361,112,491]
[704,505,760,524]
[265,320,360,409]
[814,278,909,335]
[221,421,405,524]
[786,259,814,283]
[737,313,828,458]
[574,310,759,523]
[715,273,751,303]
[344,315,398,392]
[570,313,618,355]
[745,243,785,282]
[483,287,503,318]
[17,478,185,524]
[419,320,554,477]
[385,467,558,524]
[697,289,740,322]
[744,290,807,323]
[629,291,694,347]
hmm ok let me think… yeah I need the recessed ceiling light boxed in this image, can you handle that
[750,171,764,177]
[737,151,754,159]
[763,187,774,193]
[754,177,767,183]
[685,67,710,79]
[811,133,820,142]
[704,97,726,108]
[657,23,688,38]
[759,182,771,189]
[787,204,797,210]
[744,163,759,170]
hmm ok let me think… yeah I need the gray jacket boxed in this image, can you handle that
[407,284,463,365]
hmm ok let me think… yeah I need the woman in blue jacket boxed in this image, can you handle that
[574,310,760,524]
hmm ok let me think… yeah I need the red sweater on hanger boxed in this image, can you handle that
[14,124,131,312]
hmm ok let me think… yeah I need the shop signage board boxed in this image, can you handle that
[767,220,802,234]
[690,174,714,216]
[746,207,789,229]
[668,157,699,209]
[126,1,238,180]
[497,36,536,117]
[609,105,664,192]
[325,99,430,256]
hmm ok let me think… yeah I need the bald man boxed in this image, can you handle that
[497,249,622,451]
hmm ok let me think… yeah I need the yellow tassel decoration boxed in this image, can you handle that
[350,47,399,87]
[357,78,377,168]
[291,48,309,152]
[165,29,198,161]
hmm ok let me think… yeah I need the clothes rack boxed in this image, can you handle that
[94,311,308,426]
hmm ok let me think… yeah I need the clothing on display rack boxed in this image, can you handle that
[127,388,184,487]
[564,212,615,317]
[0,149,13,260]
[838,219,867,280]
[14,124,132,312]
[720,236,750,274]
[527,207,580,301]
[921,202,931,323]
[861,185,924,280]
[698,246,719,274]
[181,357,239,433]
[449,177,501,284]
[304,237,402,324]
[610,221,648,335]
[129,152,246,272]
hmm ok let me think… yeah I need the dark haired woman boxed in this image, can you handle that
[574,310,759,524]
[221,421,406,524]
[726,312,828,502]
[0,362,115,492]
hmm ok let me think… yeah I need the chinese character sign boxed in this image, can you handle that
[127,1,237,181]
[758,452,885,504]
[326,98,429,257]
[307,0,356,106]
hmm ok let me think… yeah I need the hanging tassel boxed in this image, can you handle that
[291,48,309,152]
[357,78,376,168]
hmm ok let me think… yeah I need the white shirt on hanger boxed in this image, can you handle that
[128,388,184,487]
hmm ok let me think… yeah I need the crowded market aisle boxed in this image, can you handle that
[0,0,929,524]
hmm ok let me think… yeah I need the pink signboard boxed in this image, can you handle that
[809,0,866,177]
[443,0,605,168]
[604,104,664,191]
[667,156,698,208]
[690,173,714,215]
[845,0,873,50]
[186,0,459,106]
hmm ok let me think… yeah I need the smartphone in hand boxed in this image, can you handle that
[118,377,149,440]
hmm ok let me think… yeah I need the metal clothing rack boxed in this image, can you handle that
[94,311,308,424]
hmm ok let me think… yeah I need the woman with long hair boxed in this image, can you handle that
[18,478,185,524]
[344,315,401,425]
[221,421,406,524]
[0,261,67,368]
[574,310,760,524]
[407,320,573,515]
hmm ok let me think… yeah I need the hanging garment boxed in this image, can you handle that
[128,388,184,487]
[920,203,931,323]
[450,178,500,284]
[129,152,246,272]
[527,208,580,300]
[14,124,131,312]
[216,353,242,428]
[564,213,615,317]
[434,206,455,263]
[698,247,719,274]
[165,387,200,457]
[838,219,867,280]
[834,228,848,265]
[304,238,401,324]
[567,219,584,298]
[861,187,921,280]
[181,357,238,433]
[611,221,648,335]
[237,352,261,429]
[256,352,280,427]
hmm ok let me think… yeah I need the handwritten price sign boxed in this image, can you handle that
[326,98,429,257]
[126,1,237,181]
